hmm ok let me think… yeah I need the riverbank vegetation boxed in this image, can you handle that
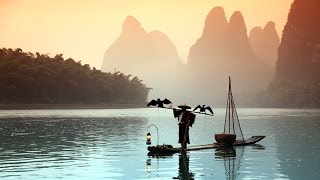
[0,48,150,104]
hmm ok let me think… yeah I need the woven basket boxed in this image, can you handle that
[215,134,236,145]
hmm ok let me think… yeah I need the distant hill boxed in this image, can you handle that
[101,16,183,101]
[0,48,150,104]
[266,0,320,107]
[187,7,274,105]
[249,22,280,67]
[100,10,279,106]
[102,16,181,73]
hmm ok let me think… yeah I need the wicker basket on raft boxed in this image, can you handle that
[214,134,236,145]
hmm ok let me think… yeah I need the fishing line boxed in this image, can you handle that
[203,115,207,134]
[157,108,159,124]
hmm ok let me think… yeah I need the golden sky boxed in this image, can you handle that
[0,0,293,68]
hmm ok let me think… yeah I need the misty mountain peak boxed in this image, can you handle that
[250,26,263,35]
[102,16,182,102]
[149,31,178,49]
[249,26,263,41]
[148,30,176,51]
[230,11,243,19]
[264,21,276,30]
[123,15,141,28]
[205,6,228,25]
[228,11,249,47]
[207,6,225,19]
[121,15,146,36]
[203,6,228,37]
[102,15,181,74]
[148,30,168,39]
[249,22,280,66]
[263,21,279,42]
[229,11,247,33]
[148,30,180,62]
[263,21,280,45]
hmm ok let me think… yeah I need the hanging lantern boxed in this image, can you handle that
[146,124,159,145]
[146,132,151,145]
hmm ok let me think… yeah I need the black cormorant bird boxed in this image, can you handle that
[147,98,172,108]
[193,105,213,114]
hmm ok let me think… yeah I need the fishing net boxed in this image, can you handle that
[223,78,244,141]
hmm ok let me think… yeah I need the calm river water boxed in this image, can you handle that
[0,108,319,179]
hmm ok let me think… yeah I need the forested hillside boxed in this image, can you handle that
[266,0,320,108]
[0,48,150,104]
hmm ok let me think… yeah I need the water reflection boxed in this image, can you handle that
[146,145,267,179]
[146,159,152,176]
[215,145,267,180]
[175,152,195,180]
[146,153,174,178]
[1,108,319,179]
[147,151,194,179]
[268,116,320,179]
[215,146,243,180]
[0,116,148,179]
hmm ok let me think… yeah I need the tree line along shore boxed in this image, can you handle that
[0,48,150,106]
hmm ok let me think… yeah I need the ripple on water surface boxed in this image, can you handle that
[0,108,320,179]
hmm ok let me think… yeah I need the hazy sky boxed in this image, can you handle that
[0,0,293,68]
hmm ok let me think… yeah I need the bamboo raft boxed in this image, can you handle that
[147,136,265,154]
[147,77,266,155]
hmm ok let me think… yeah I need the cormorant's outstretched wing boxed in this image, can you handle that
[193,105,201,112]
[205,106,214,114]
[147,99,157,107]
[162,98,172,105]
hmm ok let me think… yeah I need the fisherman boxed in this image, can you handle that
[173,104,196,149]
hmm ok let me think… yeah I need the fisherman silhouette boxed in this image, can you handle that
[173,104,196,149]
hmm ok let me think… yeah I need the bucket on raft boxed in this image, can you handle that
[214,134,236,145]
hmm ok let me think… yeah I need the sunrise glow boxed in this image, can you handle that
[0,0,293,67]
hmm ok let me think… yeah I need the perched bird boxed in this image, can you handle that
[147,98,172,108]
[193,105,214,114]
